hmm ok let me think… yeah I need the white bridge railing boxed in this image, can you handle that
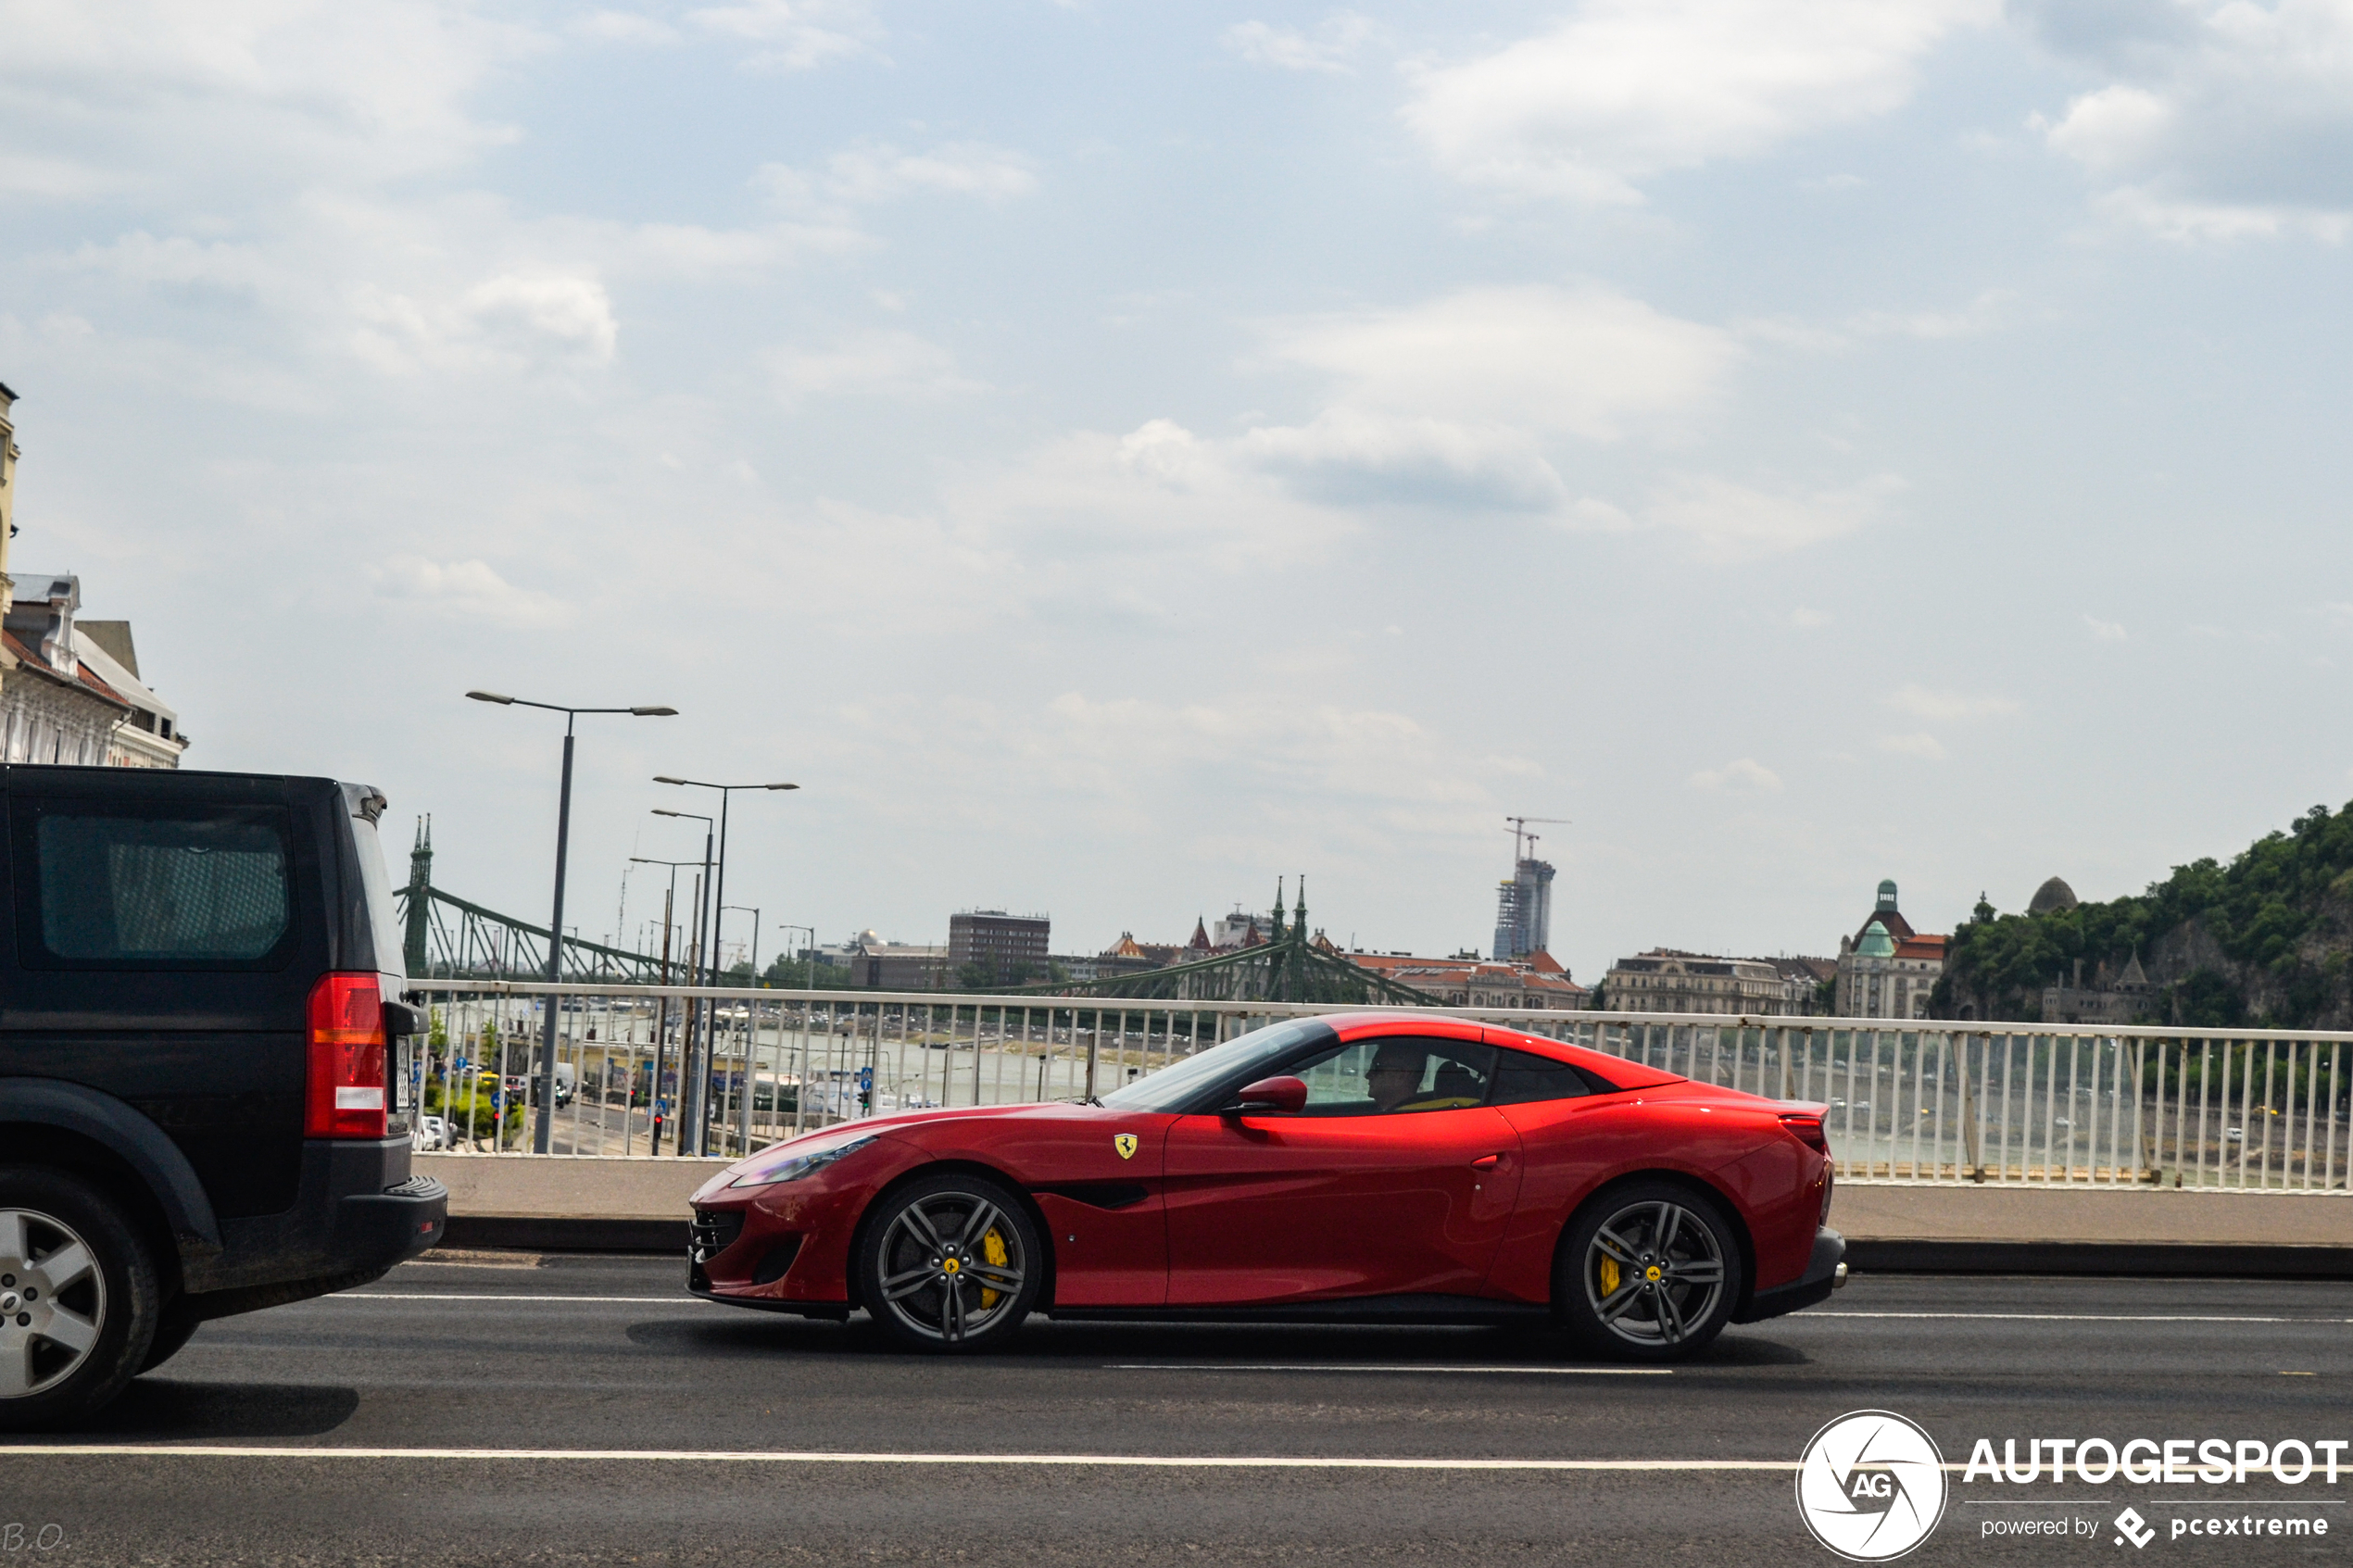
[405,982,2352,1192]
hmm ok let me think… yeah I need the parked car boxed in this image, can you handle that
[689,1013,1843,1359]
[411,1114,450,1152]
[1,766,447,1429]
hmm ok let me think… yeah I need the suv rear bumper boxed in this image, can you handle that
[184,1136,447,1299]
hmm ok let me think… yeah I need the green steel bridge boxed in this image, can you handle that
[396,822,1436,1005]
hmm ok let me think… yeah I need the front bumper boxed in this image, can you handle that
[1732,1226,1846,1323]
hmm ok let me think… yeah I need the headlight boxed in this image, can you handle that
[728,1134,879,1188]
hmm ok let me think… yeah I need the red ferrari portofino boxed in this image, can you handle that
[686,1012,1844,1358]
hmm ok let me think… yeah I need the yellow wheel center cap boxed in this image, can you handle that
[1644,1265,1663,1283]
[942,1259,960,1274]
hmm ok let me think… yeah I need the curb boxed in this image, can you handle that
[436,1218,2353,1278]
[1845,1239,2353,1278]
[441,1216,688,1253]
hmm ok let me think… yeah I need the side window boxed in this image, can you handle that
[1290,1037,1497,1116]
[16,801,296,968]
[1489,1047,1599,1105]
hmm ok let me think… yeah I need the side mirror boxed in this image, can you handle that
[1224,1075,1308,1116]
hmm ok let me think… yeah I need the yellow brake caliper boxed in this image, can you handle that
[979,1228,1009,1309]
[1599,1255,1620,1298]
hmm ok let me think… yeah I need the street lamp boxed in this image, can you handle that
[653,777,797,1152]
[629,855,701,1154]
[466,691,676,1153]
[651,806,715,1150]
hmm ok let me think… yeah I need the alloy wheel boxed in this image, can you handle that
[1582,1198,1726,1348]
[874,1190,1026,1345]
[0,1208,108,1400]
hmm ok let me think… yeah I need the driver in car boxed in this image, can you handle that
[1365,1041,1487,1113]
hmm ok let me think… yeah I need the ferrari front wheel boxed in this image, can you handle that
[855,1173,1041,1352]
[1557,1182,1740,1361]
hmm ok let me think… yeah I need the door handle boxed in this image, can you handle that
[1470,1153,1503,1171]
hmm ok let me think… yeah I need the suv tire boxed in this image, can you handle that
[854,1173,1041,1353]
[1555,1180,1742,1363]
[0,1166,161,1431]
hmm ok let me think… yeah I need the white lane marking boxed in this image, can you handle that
[1810,1312,2353,1324]
[5,1450,2338,1479]
[0,1446,1767,1469]
[335,1294,698,1304]
[1109,1364,1668,1376]
[329,1300,2353,1325]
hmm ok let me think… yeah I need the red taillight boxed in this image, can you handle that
[1780,1111,1829,1156]
[307,972,387,1139]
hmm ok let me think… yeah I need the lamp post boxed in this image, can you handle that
[629,856,699,1154]
[466,691,676,1154]
[652,777,797,1153]
[650,807,714,1151]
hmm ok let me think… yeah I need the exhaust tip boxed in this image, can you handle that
[1832,1261,1850,1289]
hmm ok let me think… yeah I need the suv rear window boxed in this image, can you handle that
[19,804,296,967]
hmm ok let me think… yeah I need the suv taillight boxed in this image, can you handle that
[1780,1112,1829,1156]
[307,972,387,1139]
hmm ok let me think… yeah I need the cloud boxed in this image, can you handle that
[1644,473,1900,561]
[1231,285,1734,510]
[1403,0,1994,204]
[461,275,618,362]
[66,232,272,295]
[1791,607,1831,628]
[1259,285,1736,440]
[769,330,984,400]
[368,557,575,626]
[1877,733,1946,759]
[1038,690,1518,829]
[2032,0,2353,242]
[758,143,1037,208]
[1239,411,1570,510]
[1221,14,1377,74]
[947,422,1356,576]
[1884,684,2019,721]
[0,1,545,191]
[2083,613,2128,642]
[686,0,876,70]
[1691,757,1783,791]
[1117,419,1216,490]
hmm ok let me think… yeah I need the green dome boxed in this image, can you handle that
[1857,919,1896,958]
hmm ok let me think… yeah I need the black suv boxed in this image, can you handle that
[0,766,447,1428]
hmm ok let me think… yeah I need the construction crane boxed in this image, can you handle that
[1504,815,1569,866]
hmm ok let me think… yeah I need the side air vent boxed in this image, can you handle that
[753,1235,805,1286]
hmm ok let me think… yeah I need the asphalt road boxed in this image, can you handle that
[4,1259,2349,1565]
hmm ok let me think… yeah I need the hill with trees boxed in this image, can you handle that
[1934,799,2353,1029]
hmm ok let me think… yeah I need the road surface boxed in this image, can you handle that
[4,1258,2347,1564]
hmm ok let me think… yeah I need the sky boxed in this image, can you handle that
[6,0,2353,982]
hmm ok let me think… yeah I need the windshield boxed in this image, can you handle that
[1098,1018,1334,1113]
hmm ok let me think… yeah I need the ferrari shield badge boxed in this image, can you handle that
[1113,1133,1139,1160]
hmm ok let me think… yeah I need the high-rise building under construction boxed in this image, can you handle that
[1492,856,1555,962]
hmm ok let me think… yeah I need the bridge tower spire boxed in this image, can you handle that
[403,815,434,977]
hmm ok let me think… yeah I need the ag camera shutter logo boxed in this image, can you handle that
[1796,1410,1947,1561]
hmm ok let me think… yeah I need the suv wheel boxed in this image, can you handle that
[0,1167,160,1430]
[854,1173,1040,1352]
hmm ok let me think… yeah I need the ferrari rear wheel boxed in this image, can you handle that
[856,1173,1040,1352]
[1557,1183,1739,1361]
